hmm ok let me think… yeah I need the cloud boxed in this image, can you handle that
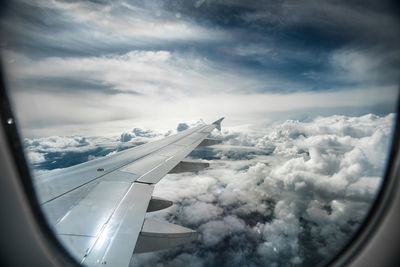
[238,0,400,41]
[177,123,189,132]
[131,113,394,266]
[50,0,226,41]
[0,0,228,59]
[329,48,400,85]
[2,1,399,137]
[25,120,204,171]
[27,150,46,164]
[120,132,134,142]
[132,127,157,138]
[25,113,395,265]
[23,125,169,171]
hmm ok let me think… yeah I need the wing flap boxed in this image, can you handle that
[55,181,130,236]
[168,159,209,173]
[198,138,223,147]
[83,182,154,266]
[134,219,198,254]
[146,196,173,212]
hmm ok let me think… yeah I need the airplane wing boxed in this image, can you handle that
[33,118,224,266]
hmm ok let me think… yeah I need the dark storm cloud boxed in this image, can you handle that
[158,0,400,45]
[2,0,399,90]
[1,0,104,57]
[0,1,154,57]
[10,76,141,95]
[1,0,399,137]
[156,0,400,82]
[1,0,228,58]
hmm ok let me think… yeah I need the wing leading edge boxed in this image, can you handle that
[35,118,224,266]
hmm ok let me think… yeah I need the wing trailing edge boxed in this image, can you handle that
[133,219,198,254]
[146,196,173,212]
[168,159,209,173]
[198,138,223,147]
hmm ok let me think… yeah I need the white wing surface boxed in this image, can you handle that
[34,118,224,266]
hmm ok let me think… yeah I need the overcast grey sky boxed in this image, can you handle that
[1,0,399,137]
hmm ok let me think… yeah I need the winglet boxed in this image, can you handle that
[212,117,224,131]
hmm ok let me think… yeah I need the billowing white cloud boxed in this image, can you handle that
[23,125,169,173]
[131,113,395,266]
[24,113,395,265]
[27,150,46,164]
[24,135,91,152]
[120,132,134,142]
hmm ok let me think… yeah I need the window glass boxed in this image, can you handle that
[1,0,399,266]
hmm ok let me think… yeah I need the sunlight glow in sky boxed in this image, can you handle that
[1,0,399,137]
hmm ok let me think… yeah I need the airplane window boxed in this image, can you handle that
[1,0,399,266]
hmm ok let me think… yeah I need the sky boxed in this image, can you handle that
[0,0,399,137]
[1,0,400,266]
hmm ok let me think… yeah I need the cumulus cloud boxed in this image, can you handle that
[25,120,207,172]
[177,123,189,132]
[24,125,170,172]
[120,132,134,142]
[23,135,115,171]
[132,128,157,138]
[130,113,395,266]
[120,127,163,142]
[27,150,46,164]
[25,114,395,265]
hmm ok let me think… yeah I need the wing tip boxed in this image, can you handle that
[212,117,224,131]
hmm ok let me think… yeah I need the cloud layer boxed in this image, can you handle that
[1,0,398,137]
[130,113,394,266]
[25,114,395,266]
